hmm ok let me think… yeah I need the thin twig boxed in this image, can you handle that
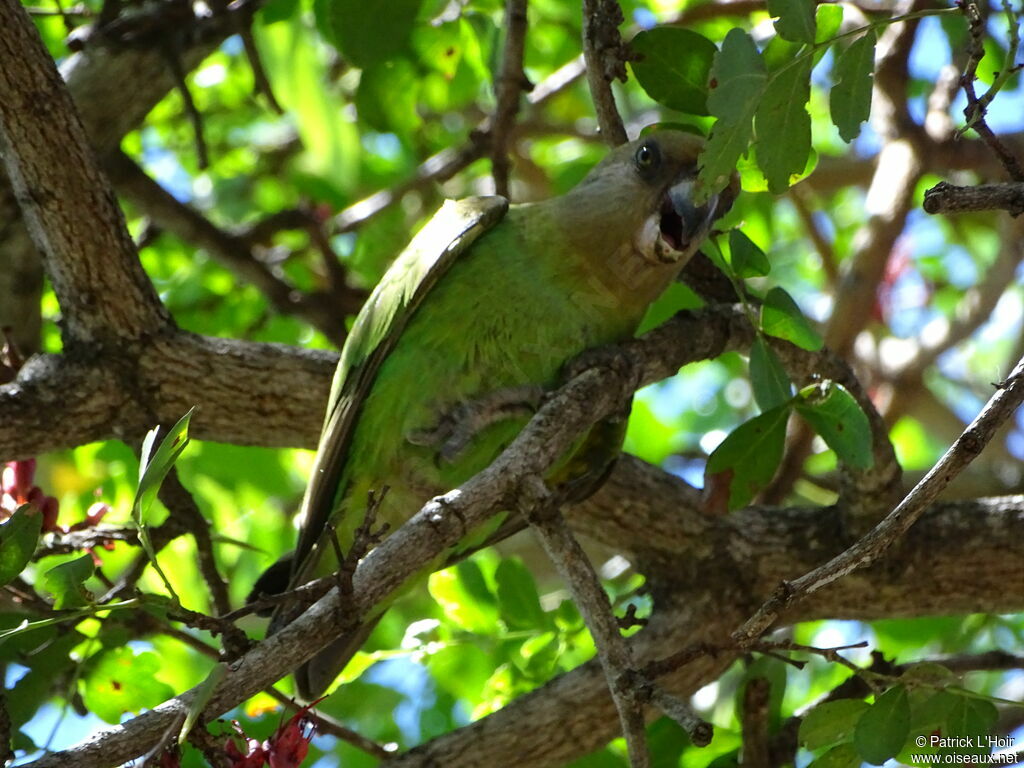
[490,0,529,198]
[959,0,1024,181]
[733,351,1024,645]
[158,467,232,617]
[789,187,840,289]
[160,38,209,170]
[520,478,650,766]
[239,26,282,114]
[739,677,770,768]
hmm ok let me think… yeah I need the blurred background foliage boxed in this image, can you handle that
[6,0,1024,764]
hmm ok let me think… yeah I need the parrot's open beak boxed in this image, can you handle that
[656,175,738,262]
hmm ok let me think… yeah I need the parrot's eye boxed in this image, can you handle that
[634,141,661,178]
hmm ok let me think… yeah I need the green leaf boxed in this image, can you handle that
[761,287,824,350]
[41,554,95,610]
[799,699,869,750]
[259,0,299,24]
[729,229,770,277]
[944,692,998,751]
[630,27,718,115]
[701,29,767,191]
[321,0,423,68]
[429,561,498,634]
[768,0,816,43]
[796,382,874,470]
[355,58,423,138]
[854,685,910,765]
[830,31,876,142]
[808,742,862,768]
[755,54,813,193]
[495,558,546,631]
[0,505,41,586]
[82,647,175,725]
[750,336,793,410]
[134,410,194,602]
[706,405,790,509]
[179,663,227,743]
[737,146,818,192]
[814,5,844,63]
[135,408,195,524]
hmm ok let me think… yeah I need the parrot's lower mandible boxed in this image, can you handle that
[253,130,739,699]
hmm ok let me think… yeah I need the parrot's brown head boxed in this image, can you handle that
[565,130,739,269]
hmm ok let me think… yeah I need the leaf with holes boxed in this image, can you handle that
[701,29,767,192]
[761,287,824,350]
[796,381,873,470]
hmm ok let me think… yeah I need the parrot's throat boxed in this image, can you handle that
[659,195,686,253]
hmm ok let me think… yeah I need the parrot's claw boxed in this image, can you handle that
[408,385,545,462]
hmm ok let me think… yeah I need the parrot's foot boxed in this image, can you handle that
[408,384,545,462]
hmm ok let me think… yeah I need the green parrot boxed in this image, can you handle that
[255,131,738,699]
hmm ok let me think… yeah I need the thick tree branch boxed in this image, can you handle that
[0,0,170,345]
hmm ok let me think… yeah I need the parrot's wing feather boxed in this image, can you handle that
[291,196,510,583]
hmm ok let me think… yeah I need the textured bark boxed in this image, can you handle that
[24,487,1023,768]
[0,4,254,353]
[0,333,334,460]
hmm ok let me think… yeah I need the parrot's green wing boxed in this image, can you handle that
[290,196,510,584]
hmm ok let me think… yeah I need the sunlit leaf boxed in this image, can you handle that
[42,554,94,610]
[701,29,767,191]
[761,287,824,350]
[796,381,873,470]
[0,505,41,587]
[82,647,175,725]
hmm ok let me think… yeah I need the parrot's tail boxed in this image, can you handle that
[249,552,383,700]
[295,618,381,700]
[247,553,293,616]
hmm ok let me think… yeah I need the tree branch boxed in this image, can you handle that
[734,349,1024,644]
[923,181,1024,216]
[490,0,529,198]
[581,0,629,146]
[0,0,170,346]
